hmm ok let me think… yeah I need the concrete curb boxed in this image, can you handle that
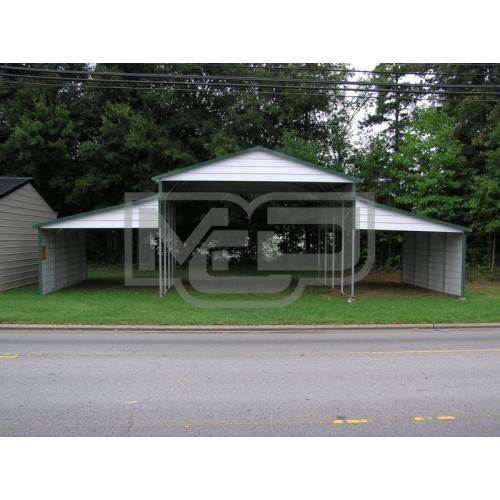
[1,323,499,332]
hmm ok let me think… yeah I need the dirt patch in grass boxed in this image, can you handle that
[67,270,450,298]
[350,272,442,297]
[466,280,500,290]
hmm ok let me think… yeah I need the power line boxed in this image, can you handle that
[195,63,500,78]
[2,78,499,103]
[1,71,499,97]
[1,77,499,105]
[2,63,499,80]
[0,65,498,91]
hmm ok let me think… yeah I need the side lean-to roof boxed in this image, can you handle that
[34,194,470,234]
[356,195,471,233]
[33,196,158,229]
[152,146,360,184]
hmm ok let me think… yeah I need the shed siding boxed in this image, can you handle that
[40,229,87,294]
[0,183,57,291]
[402,232,463,296]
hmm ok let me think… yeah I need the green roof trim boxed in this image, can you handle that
[357,193,472,233]
[152,146,360,183]
[33,196,157,229]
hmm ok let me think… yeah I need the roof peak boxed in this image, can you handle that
[152,147,358,183]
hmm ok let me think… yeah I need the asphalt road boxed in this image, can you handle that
[1,327,499,436]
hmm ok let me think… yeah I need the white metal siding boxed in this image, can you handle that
[402,232,463,296]
[0,183,57,292]
[163,150,354,184]
[40,229,87,294]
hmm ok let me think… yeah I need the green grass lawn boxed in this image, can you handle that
[0,270,499,326]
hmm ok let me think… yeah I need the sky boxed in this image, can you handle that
[2,1,497,63]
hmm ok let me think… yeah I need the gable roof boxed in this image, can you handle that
[152,146,359,184]
[0,177,33,200]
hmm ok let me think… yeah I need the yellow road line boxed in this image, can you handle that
[0,354,18,359]
[332,419,370,425]
[334,415,457,425]
[414,415,456,422]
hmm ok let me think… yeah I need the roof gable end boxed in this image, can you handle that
[152,146,358,184]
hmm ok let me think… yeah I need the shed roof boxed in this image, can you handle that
[0,177,32,200]
[152,147,359,184]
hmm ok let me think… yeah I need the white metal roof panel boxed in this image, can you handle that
[35,197,158,229]
[153,147,357,184]
[35,195,469,234]
[356,196,469,233]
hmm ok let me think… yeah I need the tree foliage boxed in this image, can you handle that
[0,62,498,269]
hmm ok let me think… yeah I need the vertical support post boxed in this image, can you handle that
[166,200,170,289]
[401,233,405,284]
[317,223,320,281]
[412,232,417,284]
[323,224,327,285]
[165,200,168,290]
[173,201,176,283]
[38,228,43,295]
[351,186,356,298]
[351,228,356,297]
[461,233,466,298]
[426,232,431,290]
[443,233,447,293]
[331,205,335,290]
[158,181,163,297]
[341,197,345,295]
[168,200,172,288]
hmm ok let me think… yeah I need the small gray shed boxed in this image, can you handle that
[0,177,57,291]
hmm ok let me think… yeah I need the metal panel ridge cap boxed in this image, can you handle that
[151,146,360,183]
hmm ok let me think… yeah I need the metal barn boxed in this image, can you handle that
[0,177,57,292]
[35,147,470,297]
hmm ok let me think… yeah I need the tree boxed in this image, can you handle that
[353,63,423,206]
[394,106,466,223]
[467,102,500,271]
[361,63,420,153]
[0,64,88,211]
